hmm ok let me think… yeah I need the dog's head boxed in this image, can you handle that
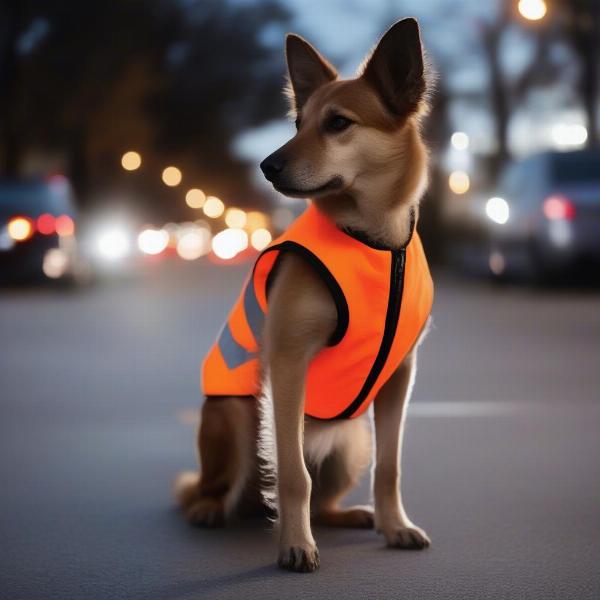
[260,18,429,202]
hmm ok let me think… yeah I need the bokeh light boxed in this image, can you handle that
[203,196,225,218]
[36,214,55,235]
[212,228,248,259]
[448,170,470,195]
[486,197,510,225]
[543,196,576,221]
[225,208,247,229]
[138,228,169,255]
[518,0,547,21]
[489,250,506,276]
[551,123,587,150]
[451,132,469,151]
[7,217,33,241]
[245,211,269,231]
[176,228,210,260]
[121,151,142,171]
[162,166,182,187]
[250,228,272,250]
[185,188,206,209]
[55,215,75,237]
[96,228,130,260]
[43,248,68,279]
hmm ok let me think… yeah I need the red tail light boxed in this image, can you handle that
[543,196,576,221]
[55,215,75,237]
[37,213,56,235]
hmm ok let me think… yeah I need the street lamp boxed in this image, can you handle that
[518,0,547,21]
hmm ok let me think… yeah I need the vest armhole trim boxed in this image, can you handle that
[255,241,349,347]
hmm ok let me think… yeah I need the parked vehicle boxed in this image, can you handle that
[0,176,80,282]
[484,149,600,279]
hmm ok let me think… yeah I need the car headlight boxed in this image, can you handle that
[485,197,510,225]
[96,227,131,261]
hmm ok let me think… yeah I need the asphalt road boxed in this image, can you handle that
[1,260,599,600]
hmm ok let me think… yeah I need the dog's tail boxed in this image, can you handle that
[173,470,200,508]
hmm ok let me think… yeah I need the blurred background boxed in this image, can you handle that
[1,0,599,280]
[1,1,599,599]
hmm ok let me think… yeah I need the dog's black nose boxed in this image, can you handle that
[260,152,286,182]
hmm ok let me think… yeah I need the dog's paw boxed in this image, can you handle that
[185,497,225,528]
[277,545,320,573]
[382,525,431,550]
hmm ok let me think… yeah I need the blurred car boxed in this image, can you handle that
[485,148,600,279]
[0,176,80,282]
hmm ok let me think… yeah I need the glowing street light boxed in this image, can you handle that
[518,0,547,21]
[225,208,247,229]
[245,211,269,231]
[176,229,209,260]
[448,170,470,195]
[250,228,272,250]
[121,151,141,171]
[162,166,182,187]
[212,228,248,260]
[203,196,225,218]
[186,188,206,209]
[138,228,169,255]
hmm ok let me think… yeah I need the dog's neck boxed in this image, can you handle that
[313,123,428,249]
[314,165,426,250]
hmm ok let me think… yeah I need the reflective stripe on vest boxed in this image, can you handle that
[217,277,265,369]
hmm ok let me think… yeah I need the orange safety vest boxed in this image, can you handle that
[202,204,433,420]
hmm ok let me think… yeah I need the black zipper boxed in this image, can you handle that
[333,246,406,419]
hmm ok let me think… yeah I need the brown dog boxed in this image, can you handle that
[176,17,433,573]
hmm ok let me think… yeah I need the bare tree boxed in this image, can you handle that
[559,1,600,146]
[479,0,560,175]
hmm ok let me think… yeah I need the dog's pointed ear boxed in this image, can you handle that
[361,18,426,116]
[285,34,337,112]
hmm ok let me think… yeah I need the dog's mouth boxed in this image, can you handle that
[273,176,344,198]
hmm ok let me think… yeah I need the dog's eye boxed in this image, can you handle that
[325,115,353,133]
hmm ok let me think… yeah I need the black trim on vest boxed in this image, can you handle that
[257,241,349,347]
[330,246,406,420]
[341,207,416,251]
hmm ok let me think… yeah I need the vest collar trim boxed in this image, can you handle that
[340,207,416,252]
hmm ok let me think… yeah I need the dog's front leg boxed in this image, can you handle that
[269,352,319,572]
[264,253,337,572]
[373,351,431,549]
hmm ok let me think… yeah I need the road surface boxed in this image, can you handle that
[1,260,599,599]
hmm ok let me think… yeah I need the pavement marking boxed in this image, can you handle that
[409,401,526,417]
[177,401,527,426]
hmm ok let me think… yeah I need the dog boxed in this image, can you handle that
[176,17,434,573]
